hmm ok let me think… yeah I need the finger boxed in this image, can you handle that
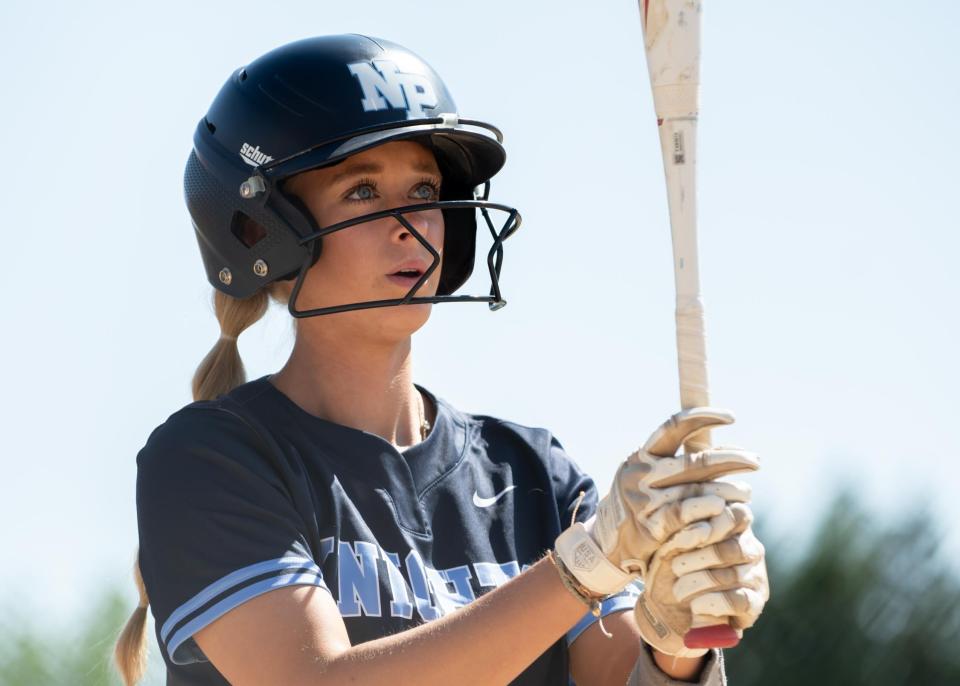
[672,558,768,603]
[687,504,755,550]
[647,449,760,488]
[656,505,754,557]
[730,564,770,630]
[690,587,767,622]
[643,495,727,541]
[658,520,713,555]
[629,480,752,517]
[642,407,736,457]
[671,528,764,576]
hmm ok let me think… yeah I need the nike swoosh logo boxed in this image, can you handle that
[473,485,517,508]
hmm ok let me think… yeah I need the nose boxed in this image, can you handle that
[391,207,443,250]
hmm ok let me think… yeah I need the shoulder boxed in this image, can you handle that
[138,405,253,464]
[431,391,598,523]
[141,374,281,446]
[429,389,578,469]
[433,392,553,448]
[136,379,279,483]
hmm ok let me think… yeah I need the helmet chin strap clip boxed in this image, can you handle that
[239,175,267,199]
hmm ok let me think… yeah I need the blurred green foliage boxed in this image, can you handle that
[727,490,960,685]
[0,586,169,686]
[1,491,958,685]
[0,589,128,686]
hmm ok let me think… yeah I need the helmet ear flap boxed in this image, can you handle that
[437,181,478,295]
[270,185,324,280]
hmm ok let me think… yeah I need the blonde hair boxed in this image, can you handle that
[114,284,287,685]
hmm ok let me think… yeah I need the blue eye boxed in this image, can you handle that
[413,181,440,201]
[347,183,377,201]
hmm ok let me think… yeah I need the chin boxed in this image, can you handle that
[313,299,433,343]
[374,283,437,334]
[293,280,437,342]
[378,301,433,337]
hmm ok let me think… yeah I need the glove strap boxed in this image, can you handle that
[555,522,635,595]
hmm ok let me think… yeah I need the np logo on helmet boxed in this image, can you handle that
[347,60,439,119]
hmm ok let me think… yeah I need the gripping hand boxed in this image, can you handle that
[555,408,758,597]
[634,503,769,657]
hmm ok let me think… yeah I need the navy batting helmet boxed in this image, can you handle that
[184,34,521,316]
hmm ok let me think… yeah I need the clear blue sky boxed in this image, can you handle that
[1,0,957,639]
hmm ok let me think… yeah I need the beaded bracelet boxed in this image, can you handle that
[547,550,604,618]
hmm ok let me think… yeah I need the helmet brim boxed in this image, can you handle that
[264,122,506,191]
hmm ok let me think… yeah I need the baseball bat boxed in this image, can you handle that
[639,0,740,650]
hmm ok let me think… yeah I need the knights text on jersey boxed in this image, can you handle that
[136,376,637,685]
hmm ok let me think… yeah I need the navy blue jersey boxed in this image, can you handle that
[137,376,636,685]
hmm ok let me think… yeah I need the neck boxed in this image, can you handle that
[270,323,430,449]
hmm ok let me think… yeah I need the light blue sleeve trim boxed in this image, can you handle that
[159,555,320,644]
[565,582,643,646]
[167,570,331,665]
[160,555,323,643]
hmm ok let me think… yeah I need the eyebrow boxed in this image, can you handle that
[327,159,440,186]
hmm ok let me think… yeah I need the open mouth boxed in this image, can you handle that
[392,268,423,278]
[386,267,426,289]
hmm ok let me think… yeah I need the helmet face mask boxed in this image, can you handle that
[184,34,521,317]
[284,183,519,317]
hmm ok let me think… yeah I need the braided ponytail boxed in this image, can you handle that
[113,553,150,686]
[192,283,290,401]
[192,289,271,402]
[115,284,288,684]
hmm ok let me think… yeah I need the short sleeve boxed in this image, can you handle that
[546,435,642,645]
[546,435,599,528]
[136,406,329,665]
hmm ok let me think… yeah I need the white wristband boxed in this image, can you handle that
[555,523,634,596]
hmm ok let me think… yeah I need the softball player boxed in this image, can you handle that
[115,35,768,686]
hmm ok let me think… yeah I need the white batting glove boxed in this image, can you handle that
[634,503,770,657]
[554,408,759,597]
